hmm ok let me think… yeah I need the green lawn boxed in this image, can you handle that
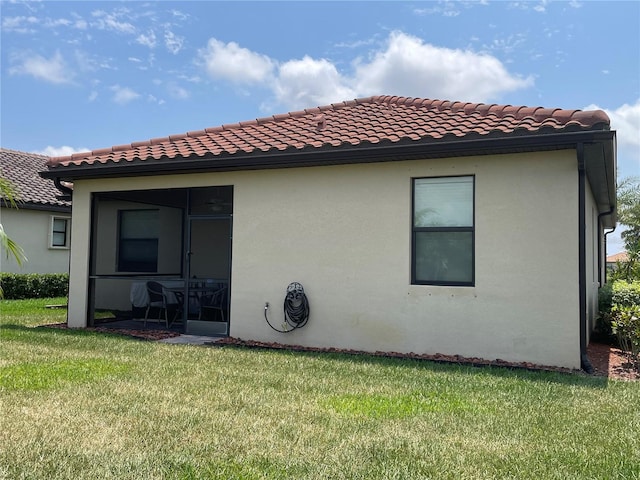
[1,298,639,479]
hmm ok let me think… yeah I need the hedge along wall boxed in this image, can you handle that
[612,280,640,308]
[0,273,69,299]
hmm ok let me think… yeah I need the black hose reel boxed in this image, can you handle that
[264,282,310,333]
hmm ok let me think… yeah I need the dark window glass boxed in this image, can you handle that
[52,218,68,247]
[118,210,159,272]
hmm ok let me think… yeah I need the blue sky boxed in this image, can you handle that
[1,0,639,250]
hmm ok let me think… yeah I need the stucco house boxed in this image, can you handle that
[1,148,71,273]
[40,95,616,370]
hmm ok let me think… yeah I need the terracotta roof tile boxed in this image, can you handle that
[46,95,611,170]
[607,252,629,263]
[1,148,70,208]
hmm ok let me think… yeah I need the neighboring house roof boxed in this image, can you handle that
[606,252,629,263]
[40,94,616,224]
[1,148,70,211]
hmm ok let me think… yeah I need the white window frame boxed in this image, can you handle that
[411,175,475,286]
[49,216,71,249]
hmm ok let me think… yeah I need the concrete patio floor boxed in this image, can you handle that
[94,318,221,345]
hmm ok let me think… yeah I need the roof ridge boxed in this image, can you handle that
[369,95,610,124]
[49,97,381,164]
[46,95,611,166]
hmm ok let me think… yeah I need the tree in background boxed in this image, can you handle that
[616,176,640,281]
[0,177,27,296]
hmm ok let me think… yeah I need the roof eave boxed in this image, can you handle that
[39,129,614,182]
[584,131,617,228]
[0,201,71,213]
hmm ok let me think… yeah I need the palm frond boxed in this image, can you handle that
[0,177,21,209]
[0,223,27,266]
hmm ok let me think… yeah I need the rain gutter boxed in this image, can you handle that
[577,144,593,373]
[40,130,615,182]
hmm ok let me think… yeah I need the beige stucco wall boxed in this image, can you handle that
[0,207,70,274]
[66,150,584,368]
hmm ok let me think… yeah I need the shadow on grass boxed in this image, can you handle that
[212,342,610,389]
[1,324,611,389]
[0,323,148,343]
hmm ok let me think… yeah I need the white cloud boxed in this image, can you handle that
[198,38,275,84]
[198,31,533,110]
[509,1,549,12]
[414,4,461,17]
[178,74,202,83]
[170,9,189,21]
[482,33,527,56]
[353,32,533,103]
[585,100,640,149]
[164,30,184,54]
[42,18,72,28]
[35,146,89,157]
[74,50,114,72]
[167,83,189,99]
[274,56,356,109]
[147,94,165,105]
[1,15,38,33]
[585,100,640,178]
[74,19,87,30]
[91,9,136,35]
[88,91,98,102]
[137,30,156,48]
[334,37,376,49]
[110,85,140,104]
[9,50,72,84]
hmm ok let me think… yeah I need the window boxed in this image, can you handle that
[412,176,474,286]
[118,210,159,272]
[50,216,70,249]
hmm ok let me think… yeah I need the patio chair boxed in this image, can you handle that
[144,281,180,328]
[199,286,227,322]
[171,291,185,326]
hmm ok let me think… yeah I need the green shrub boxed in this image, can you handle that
[596,281,640,345]
[598,282,614,314]
[611,280,640,308]
[595,283,615,341]
[604,281,640,372]
[0,273,69,299]
[611,304,640,372]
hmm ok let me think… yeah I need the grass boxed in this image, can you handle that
[1,298,640,479]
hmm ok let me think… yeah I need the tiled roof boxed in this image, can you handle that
[47,95,610,169]
[606,252,629,263]
[1,148,70,208]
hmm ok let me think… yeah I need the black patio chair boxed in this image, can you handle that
[144,281,180,328]
[199,286,227,322]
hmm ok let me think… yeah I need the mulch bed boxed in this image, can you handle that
[39,323,638,380]
[211,337,584,375]
[42,322,182,341]
[587,342,639,381]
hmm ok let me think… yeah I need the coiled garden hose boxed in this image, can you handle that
[264,282,310,333]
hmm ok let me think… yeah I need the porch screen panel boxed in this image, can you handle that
[118,209,159,272]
